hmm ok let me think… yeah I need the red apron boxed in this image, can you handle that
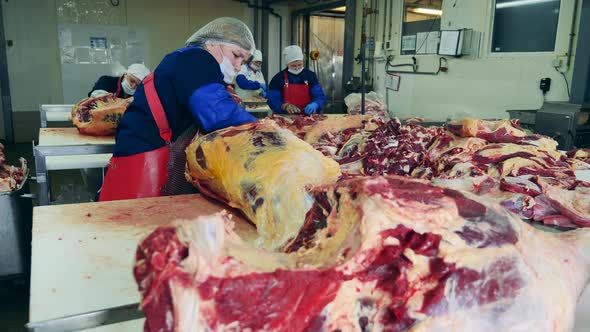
[282,71,311,113]
[99,73,172,201]
[115,76,122,97]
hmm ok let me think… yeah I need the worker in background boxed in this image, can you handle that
[267,45,326,115]
[88,63,150,98]
[234,49,266,100]
[99,17,257,202]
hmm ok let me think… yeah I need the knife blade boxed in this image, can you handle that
[25,302,144,332]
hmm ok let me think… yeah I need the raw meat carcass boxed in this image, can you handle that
[568,148,590,164]
[134,176,590,332]
[344,92,390,121]
[0,143,27,192]
[270,114,328,139]
[185,119,341,250]
[339,117,589,229]
[446,118,557,151]
[71,93,132,136]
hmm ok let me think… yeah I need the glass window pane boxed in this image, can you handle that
[492,0,561,53]
[401,0,442,55]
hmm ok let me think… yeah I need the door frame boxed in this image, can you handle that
[0,2,14,142]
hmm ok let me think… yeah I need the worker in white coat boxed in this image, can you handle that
[234,50,267,100]
[88,63,150,98]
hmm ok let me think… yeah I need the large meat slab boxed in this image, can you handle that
[135,176,590,332]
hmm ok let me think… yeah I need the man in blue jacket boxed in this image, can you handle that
[99,17,257,201]
[267,45,326,115]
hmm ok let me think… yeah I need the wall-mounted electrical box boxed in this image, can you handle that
[384,39,395,52]
[438,29,481,59]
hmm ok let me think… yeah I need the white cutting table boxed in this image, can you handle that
[28,194,256,331]
[34,128,115,206]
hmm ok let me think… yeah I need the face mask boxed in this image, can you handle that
[121,78,135,95]
[288,67,303,75]
[218,46,237,83]
[250,64,260,71]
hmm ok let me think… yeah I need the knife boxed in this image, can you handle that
[25,303,144,332]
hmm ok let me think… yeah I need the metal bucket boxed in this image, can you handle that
[0,179,33,279]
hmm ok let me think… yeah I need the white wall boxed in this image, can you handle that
[2,0,62,114]
[362,0,583,121]
[1,0,256,114]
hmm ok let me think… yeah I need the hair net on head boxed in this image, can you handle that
[252,50,263,62]
[126,63,150,81]
[283,45,303,65]
[185,17,255,54]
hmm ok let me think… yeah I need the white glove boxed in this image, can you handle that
[90,89,109,98]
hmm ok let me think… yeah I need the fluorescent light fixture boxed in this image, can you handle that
[332,6,346,12]
[496,0,558,9]
[410,7,443,16]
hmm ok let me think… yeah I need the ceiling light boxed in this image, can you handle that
[496,0,559,9]
[410,7,443,16]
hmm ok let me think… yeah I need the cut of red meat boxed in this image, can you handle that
[500,176,542,196]
[0,143,28,192]
[134,176,590,331]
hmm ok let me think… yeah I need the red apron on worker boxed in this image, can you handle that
[115,76,123,97]
[282,70,311,112]
[99,73,173,201]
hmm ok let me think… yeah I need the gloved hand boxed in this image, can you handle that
[304,102,319,115]
[260,90,267,98]
[90,89,109,98]
[281,103,301,114]
[259,82,267,91]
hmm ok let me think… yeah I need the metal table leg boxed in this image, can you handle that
[33,147,49,206]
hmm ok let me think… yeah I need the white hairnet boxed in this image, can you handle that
[185,17,255,54]
[252,50,262,62]
[127,63,150,81]
[283,45,303,65]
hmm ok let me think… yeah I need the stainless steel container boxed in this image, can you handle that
[0,180,33,279]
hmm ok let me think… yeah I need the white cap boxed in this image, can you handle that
[126,63,150,81]
[252,50,262,62]
[283,45,303,65]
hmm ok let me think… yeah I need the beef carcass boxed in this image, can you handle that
[269,114,328,139]
[134,176,590,331]
[185,119,341,250]
[568,148,590,164]
[71,93,132,136]
[0,143,27,192]
[348,118,589,229]
[446,118,558,151]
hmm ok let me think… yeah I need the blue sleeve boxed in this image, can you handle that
[307,71,327,109]
[267,71,285,113]
[236,74,262,90]
[189,82,257,133]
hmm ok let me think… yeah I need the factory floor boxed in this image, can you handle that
[1,142,102,331]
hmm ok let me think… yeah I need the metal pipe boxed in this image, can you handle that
[388,0,393,40]
[361,1,370,115]
[234,0,283,68]
[382,0,387,42]
[342,0,357,100]
[567,0,579,67]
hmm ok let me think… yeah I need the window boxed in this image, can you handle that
[492,0,561,53]
[401,0,443,55]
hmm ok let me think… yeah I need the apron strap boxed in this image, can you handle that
[283,70,289,86]
[115,75,122,97]
[143,72,172,144]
